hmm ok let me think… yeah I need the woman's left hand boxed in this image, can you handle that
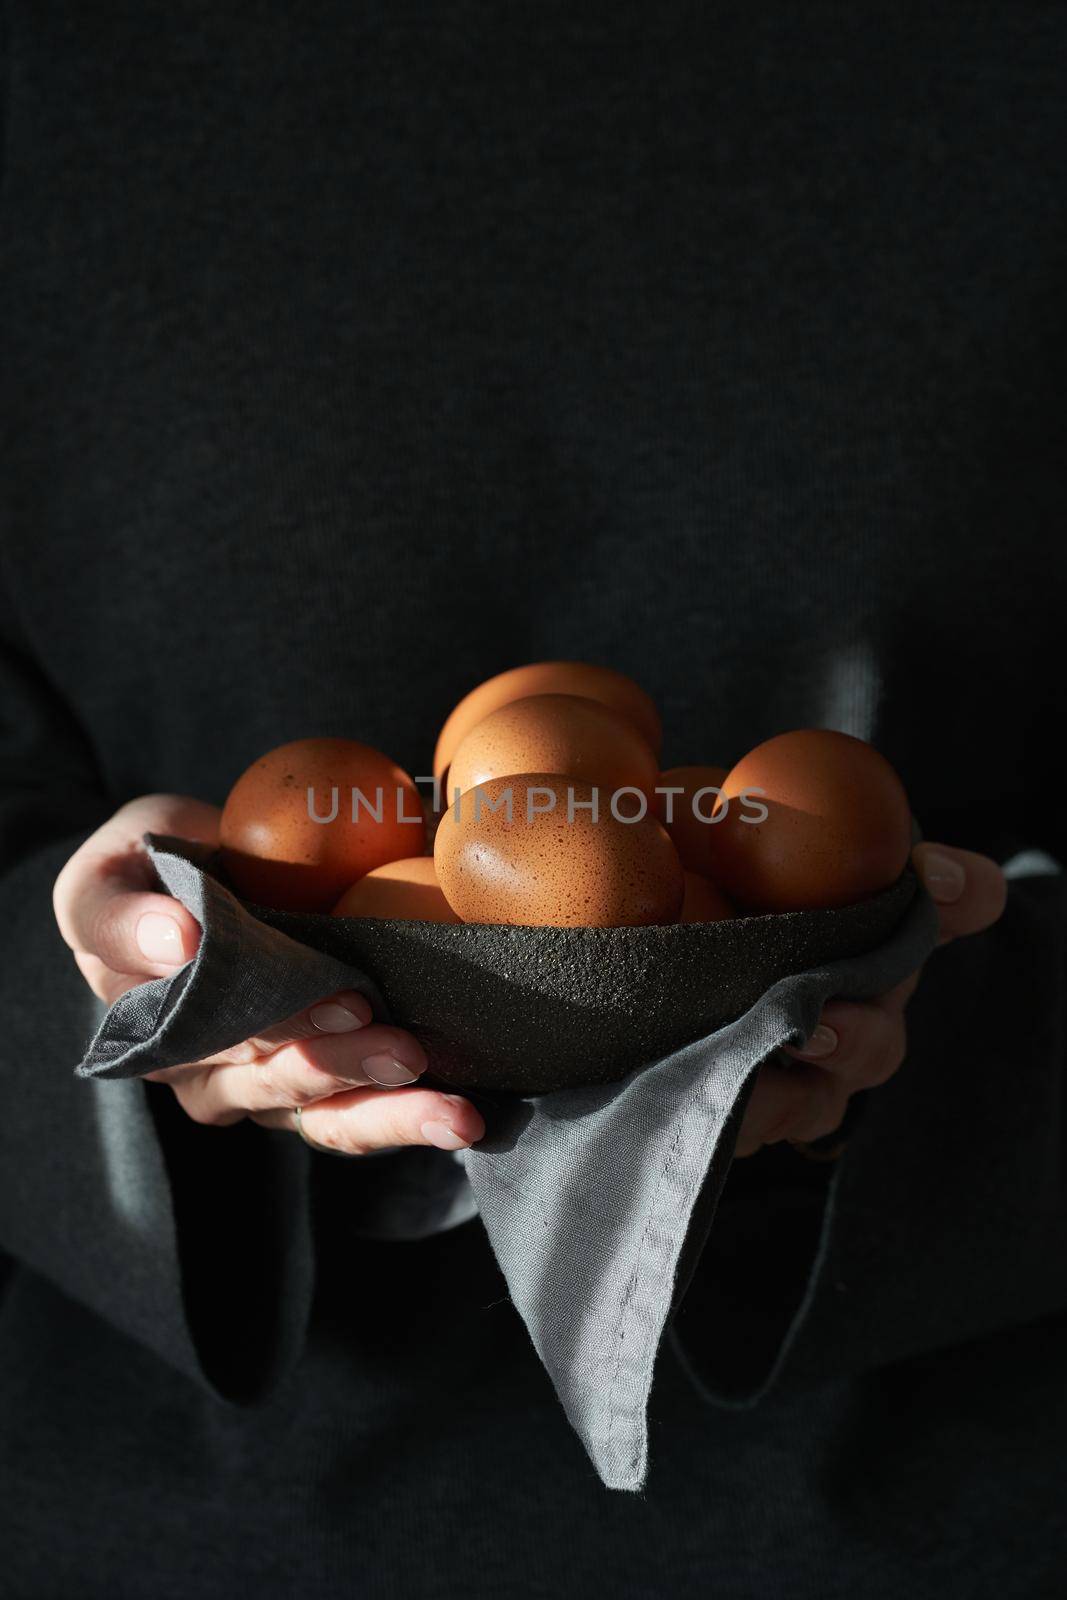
[733,842,1009,1158]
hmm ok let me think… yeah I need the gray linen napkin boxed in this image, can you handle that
[77,836,938,1491]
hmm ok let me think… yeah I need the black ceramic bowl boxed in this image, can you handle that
[258,869,918,1095]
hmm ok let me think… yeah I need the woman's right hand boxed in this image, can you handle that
[52,794,486,1154]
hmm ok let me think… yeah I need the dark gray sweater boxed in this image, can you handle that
[1,4,1066,1596]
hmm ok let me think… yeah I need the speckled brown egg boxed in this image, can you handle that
[659,764,730,875]
[220,737,425,912]
[332,856,460,923]
[446,693,660,812]
[679,871,734,923]
[706,728,912,913]
[433,661,662,781]
[433,774,684,926]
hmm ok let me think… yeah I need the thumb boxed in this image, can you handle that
[912,842,1008,944]
[58,872,201,978]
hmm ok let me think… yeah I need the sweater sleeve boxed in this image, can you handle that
[0,576,315,1400]
[671,850,1067,1402]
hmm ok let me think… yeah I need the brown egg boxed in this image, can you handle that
[447,694,659,812]
[332,856,460,923]
[220,738,425,912]
[679,871,734,923]
[706,729,912,913]
[433,774,684,926]
[433,662,662,781]
[659,765,730,875]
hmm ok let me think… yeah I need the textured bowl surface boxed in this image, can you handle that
[259,870,917,1094]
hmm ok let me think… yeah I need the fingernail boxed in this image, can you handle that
[919,850,966,904]
[309,1000,366,1033]
[420,1120,469,1150]
[136,912,184,966]
[796,1024,838,1059]
[363,1052,421,1087]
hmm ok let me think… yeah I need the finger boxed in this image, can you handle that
[196,1018,424,1078]
[143,1063,202,1086]
[783,999,907,1089]
[251,990,374,1051]
[53,794,221,974]
[912,843,1008,944]
[195,990,377,1064]
[54,795,222,917]
[59,877,201,979]
[73,951,155,1006]
[771,966,921,1068]
[254,1085,487,1154]
[735,1059,850,1158]
[174,1025,429,1121]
